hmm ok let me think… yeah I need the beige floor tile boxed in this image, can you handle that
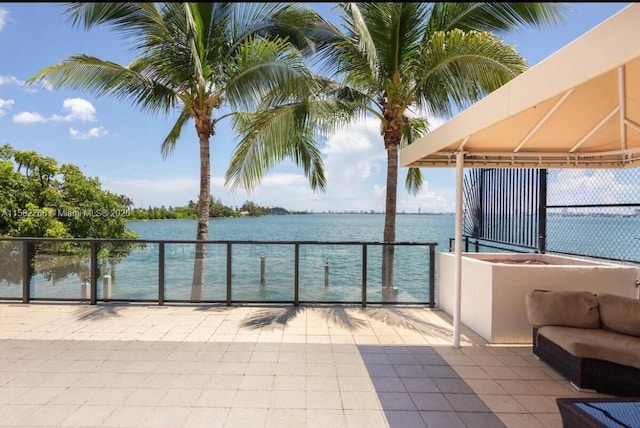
[233,390,271,408]
[306,409,347,428]
[307,375,340,391]
[60,405,116,427]
[465,379,508,395]
[479,394,529,413]
[452,365,490,379]
[527,380,579,396]
[266,409,307,428]
[197,389,237,407]
[159,388,203,406]
[307,391,343,409]
[338,376,374,392]
[496,379,540,395]
[102,406,154,427]
[20,404,79,427]
[225,408,268,428]
[344,409,389,428]
[239,374,274,390]
[270,390,307,409]
[534,412,564,428]
[273,375,306,391]
[513,394,560,413]
[183,407,229,428]
[497,413,547,428]
[512,366,553,380]
[341,391,381,410]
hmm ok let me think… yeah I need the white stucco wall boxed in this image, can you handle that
[438,252,640,344]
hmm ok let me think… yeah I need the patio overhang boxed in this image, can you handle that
[398,3,640,348]
[400,3,640,170]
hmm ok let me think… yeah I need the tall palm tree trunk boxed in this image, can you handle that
[191,133,211,301]
[382,141,398,292]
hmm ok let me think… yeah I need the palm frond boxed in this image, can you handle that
[426,2,569,35]
[226,105,326,193]
[345,3,380,81]
[161,109,192,159]
[26,55,178,116]
[405,168,423,196]
[414,29,527,118]
[224,36,310,111]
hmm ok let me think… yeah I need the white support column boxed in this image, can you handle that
[453,152,464,348]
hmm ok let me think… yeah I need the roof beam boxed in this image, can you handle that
[619,66,627,150]
[569,106,620,152]
[513,89,574,153]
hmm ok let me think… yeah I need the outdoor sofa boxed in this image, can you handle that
[525,290,640,396]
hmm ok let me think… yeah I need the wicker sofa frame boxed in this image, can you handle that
[532,327,640,397]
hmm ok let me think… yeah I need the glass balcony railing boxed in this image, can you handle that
[0,238,437,307]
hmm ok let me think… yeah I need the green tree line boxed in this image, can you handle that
[128,199,272,220]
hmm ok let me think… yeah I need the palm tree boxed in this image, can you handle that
[28,2,331,300]
[228,3,568,294]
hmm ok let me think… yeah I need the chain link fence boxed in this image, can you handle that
[462,167,640,265]
[546,168,640,264]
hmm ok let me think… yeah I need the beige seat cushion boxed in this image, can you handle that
[525,290,600,329]
[597,293,640,337]
[538,326,640,369]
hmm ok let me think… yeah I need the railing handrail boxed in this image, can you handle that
[0,236,438,246]
[0,237,438,307]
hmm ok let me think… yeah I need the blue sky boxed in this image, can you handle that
[0,2,631,213]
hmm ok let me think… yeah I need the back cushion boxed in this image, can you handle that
[525,290,600,328]
[597,293,640,337]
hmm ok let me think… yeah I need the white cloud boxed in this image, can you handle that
[69,126,109,140]
[14,98,98,125]
[0,98,14,117]
[397,180,454,213]
[51,98,96,122]
[13,111,47,124]
[548,169,638,207]
[98,114,457,213]
[0,9,7,31]
[0,74,51,93]
[0,75,24,86]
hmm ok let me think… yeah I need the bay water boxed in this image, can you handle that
[3,213,638,302]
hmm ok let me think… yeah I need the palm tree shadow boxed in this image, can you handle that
[240,305,370,331]
[321,306,369,330]
[241,306,305,330]
[75,304,121,321]
[364,307,453,340]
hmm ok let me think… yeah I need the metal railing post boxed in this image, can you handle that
[22,241,31,304]
[538,169,548,254]
[90,241,98,305]
[159,242,165,305]
[226,243,232,306]
[362,244,367,307]
[294,244,299,306]
[429,244,436,308]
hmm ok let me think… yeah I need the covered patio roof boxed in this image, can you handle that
[400,3,640,170]
[399,3,640,349]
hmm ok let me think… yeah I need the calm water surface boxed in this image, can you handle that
[3,213,638,302]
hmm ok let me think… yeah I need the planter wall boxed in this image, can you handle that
[438,252,640,344]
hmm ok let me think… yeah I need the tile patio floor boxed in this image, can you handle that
[0,303,609,427]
